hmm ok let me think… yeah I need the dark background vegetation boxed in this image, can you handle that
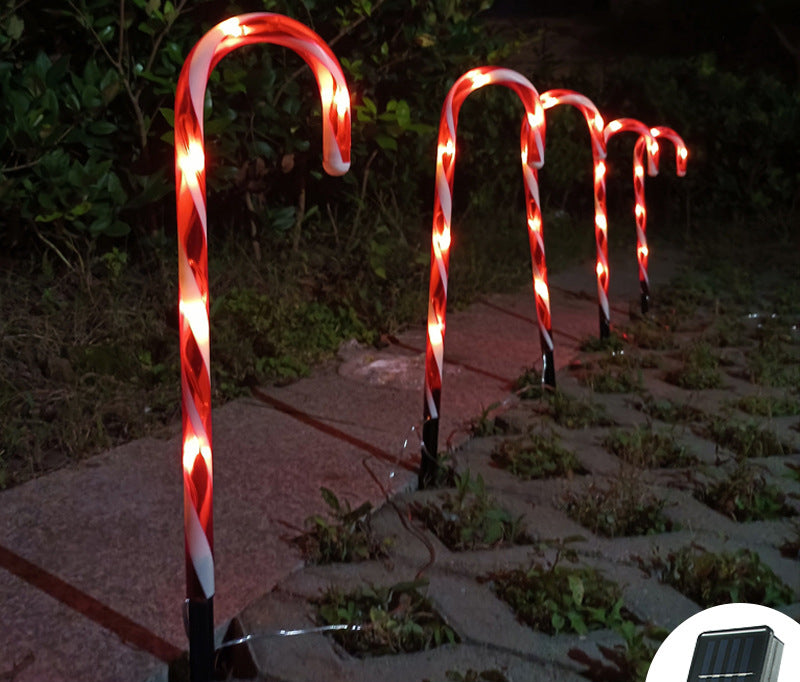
[1,0,798,487]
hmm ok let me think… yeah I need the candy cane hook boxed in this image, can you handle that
[632,125,687,312]
[174,14,350,680]
[420,67,546,488]
[597,118,659,338]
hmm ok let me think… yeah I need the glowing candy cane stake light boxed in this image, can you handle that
[420,67,546,488]
[174,14,350,680]
[633,125,688,312]
[596,118,659,338]
[539,89,608,329]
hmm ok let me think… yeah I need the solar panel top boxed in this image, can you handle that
[687,626,783,682]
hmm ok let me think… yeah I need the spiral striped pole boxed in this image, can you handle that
[597,118,659,338]
[174,14,350,680]
[539,90,608,332]
[631,126,686,313]
[420,67,546,488]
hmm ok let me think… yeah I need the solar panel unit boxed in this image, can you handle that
[687,626,783,682]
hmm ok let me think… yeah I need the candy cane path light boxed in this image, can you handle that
[420,67,547,489]
[595,118,659,338]
[174,13,350,681]
[632,125,688,312]
[540,90,611,336]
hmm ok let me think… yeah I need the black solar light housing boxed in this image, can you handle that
[687,625,783,682]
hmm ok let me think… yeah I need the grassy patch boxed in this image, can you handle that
[513,367,546,401]
[618,319,677,350]
[487,561,628,635]
[545,391,616,429]
[603,425,697,468]
[293,488,390,564]
[469,402,515,438]
[633,395,705,423]
[314,580,458,657]
[580,333,625,353]
[568,621,667,682]
[650,547,794,607]
[576,354,644,394]
[411,471,530,551]
[695,463,796,522]
[699,417,793,458]
[442,671,509,682]
[730,393,800,417]
[491,431,586,479]
[742,343,800,388]
[664,342,723,390]
[562,475,674,537]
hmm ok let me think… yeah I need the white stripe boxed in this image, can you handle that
[184,490,215,598]
[425,384,438,419]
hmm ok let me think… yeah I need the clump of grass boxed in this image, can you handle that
[577,354,644,394]
[779,523,800,560]
[294,488,390,564]
[569,621,667,682]
[618,319,677,350]
[702,316,750,348]
[664,342,723,390]
[580,333,625,353]
[469,402,515,437]
[649,546,794,607]
[633,395,704,423]
[314,580,458,657]
[695,462,796,522]
[491,431,586,479]
[562,475,674,537]
[513,367,546,401]
[603,425,697,468]
[729,393,800,417]
[546,391,616,428]
[743,343,800,388]
[443,670,508,682]
[411,471,530,551]
[700,417,793,458]
[487,560,628,635]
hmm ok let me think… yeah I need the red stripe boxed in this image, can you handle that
[0,545,183,663]
[250,388,418,473]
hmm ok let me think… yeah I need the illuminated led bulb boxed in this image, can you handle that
[334,87,349,117]
[469,71,491,88]
[634,164,644,178]
[595,213,607,231]
[428,319,444,347]
[534,277,550,303]
[527,108,544,129]
[607,120,622,133]
[528,214,541,234]
[219,17,245,38]
[679,146,688,160]
[595,160,606,181]
[179,141,205,176]
[593,113,604,132]
[437,227,451,252]
[635,204,645,219]
[638,245,649,258]
[540,93,556,110]
[596,261,607,277]
[179,298,210,345]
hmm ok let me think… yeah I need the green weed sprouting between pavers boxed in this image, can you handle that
[694,462,796,522]
[649,546,794,608]
[568,620,668,682]
[314,579,458,657]
[576,352,645,394]
[486,559,629,636]
[411,471,530,551]
[617,319,677,351]
[633,394,705,424]
[562,475,675,537]
[730,393,800,417]
[545,391,615,429]
[294,488,390,564]
[603,425,697,468]
[699,417,794,458]
[491,431,586,480]
[664,341,724,390]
